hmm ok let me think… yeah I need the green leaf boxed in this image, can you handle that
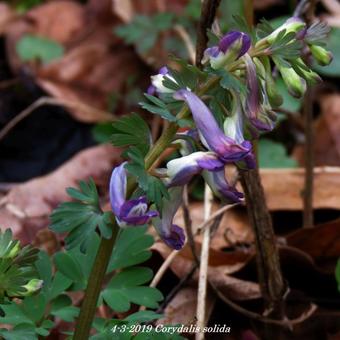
[215,68,246,94]
[16,34,64,64]
[124,311,162,323]
[256,19,274,39]
[50,294,79,322]
[124,147,169,211]
[269,29,303,58]
[115,13,174,54]
[48,271,73,300]
[0,323,37,340]
[50,178,114,250]
[259,139,298,169]
[35,251,52,290]
[108,227,154,271]
[102,267,163,312]
[54,252,85,284]
[92,122,115,144]
[111,113,151,155]
[0,303,34,326]
[21,294,47,323]
[140,95,177,123]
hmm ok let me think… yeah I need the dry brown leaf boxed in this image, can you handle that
[112,0,187,21]
[157,287,216,326]
[293,94,340,166]
[260,167,340,210]
[0,2,17,35]
[5,0,147,122]
[152,242,255,301]
[173,202,253,250]
[285,218,340,262]
[0,144,121,240]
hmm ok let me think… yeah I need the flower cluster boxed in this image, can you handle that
[108,17,331,250]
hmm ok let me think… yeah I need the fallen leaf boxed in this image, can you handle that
[260,167,340,210]
[5,0,147,122]
[174,202,254,251]
[152,242,255,301]
[0,144,121,241]
[112,0,187,20]
[0,2,16,35]
[286,218,340,266]
[293,94,340,166]
[157,287,216,326]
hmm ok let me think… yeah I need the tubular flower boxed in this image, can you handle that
[273,56,306,98]
[21,279,43,297]
[244,54,277,132]
[292,58,321,85]
[203,170,244,203]
[309,45,333,66]
[174,89,253,166]
[203,31,251,69]
[266,17,306,44]
[147,66,177,95]
[109,162,158,227]
[166,151,224,187]
[153,187,185,250]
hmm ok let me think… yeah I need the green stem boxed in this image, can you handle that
[73,223,119,340]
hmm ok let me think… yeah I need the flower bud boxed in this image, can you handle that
[21,279,43,296]
[293,58,322,85]
[203,31,251,69]
[273,57,306,98]
[266,17,306,44]
[148,66,177,95]
[310,45,333,66]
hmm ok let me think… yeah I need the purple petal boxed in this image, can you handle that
[203,170,244,203]
[120,211,158,226]
[196,157,224,171]
[109,162,127,217]
[147,85,156,95]
[161,224,185,250]
[159,66,169,75]
[174,90,252,164]
[167,152,224,187]
[153,187,185,249]
[119,196,158,225]
[219,31,251,58]
[203,46,220,59]
[245,54,260,122]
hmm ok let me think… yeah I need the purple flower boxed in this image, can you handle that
[244,54,277,131]
[203,31,251,69]
[167,151,224,187]
[147,66,177,95]
[203,170,244,204]
[174,89,253,166]
[153,187,185,250]
[109,162,158,227]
